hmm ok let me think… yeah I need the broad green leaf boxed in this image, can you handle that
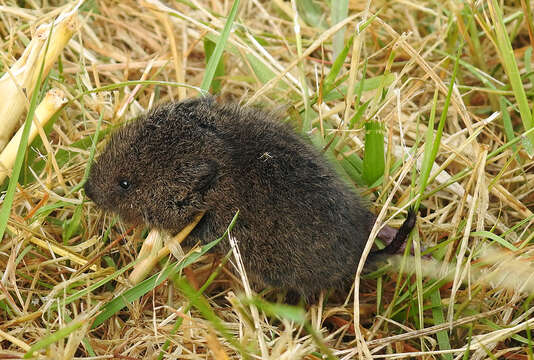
[297,0,327,28]
[362,121,385,186]
[245,53,288,89]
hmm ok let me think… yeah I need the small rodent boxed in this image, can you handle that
[84,97,415,301]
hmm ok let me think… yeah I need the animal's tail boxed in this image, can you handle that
[375,208,417,256]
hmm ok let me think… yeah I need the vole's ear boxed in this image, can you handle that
[193,160,219,192]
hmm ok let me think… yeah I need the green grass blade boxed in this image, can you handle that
[362,120,385,186]
[203,38,225,93]
[350,59,368,129]
[349,99,371,129]
[330,0,348,58]
[92,236,221,328]
[470,230,518,251]
[0,25,52,244]
[430,289,453,360]
[157,251,232,360]
[500,96,520,157]
[489,0,534,155]
[24,316,87,358]
[175,277,247,355]
[417,88,439,206]
[323,73,395,102]
[415,45,462,210]
[462,325,473,359]
[200,0,240,92]
[322,35,353,98]
[92,211,238,328]
[60,312,96,357]
[527,323,533,359]
[61,204,83,243]
[29,201,72,223]
[242,297,306,323]
[50,261,137,311]
[69,111,104,194]
[526,47,534,89]
[81,79,204,95]
[243,296,337,360]
[291,0,311,132]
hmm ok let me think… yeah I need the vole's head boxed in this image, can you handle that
[84,98,221,231]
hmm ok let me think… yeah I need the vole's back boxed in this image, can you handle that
[186,100,374,299]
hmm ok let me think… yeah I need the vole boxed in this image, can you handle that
[84,97,415,301]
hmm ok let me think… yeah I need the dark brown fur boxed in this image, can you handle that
[84,97,414,300]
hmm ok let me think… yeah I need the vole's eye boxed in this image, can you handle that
[119,179,131,190]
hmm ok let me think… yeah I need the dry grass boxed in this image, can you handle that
[1,0,534,359]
